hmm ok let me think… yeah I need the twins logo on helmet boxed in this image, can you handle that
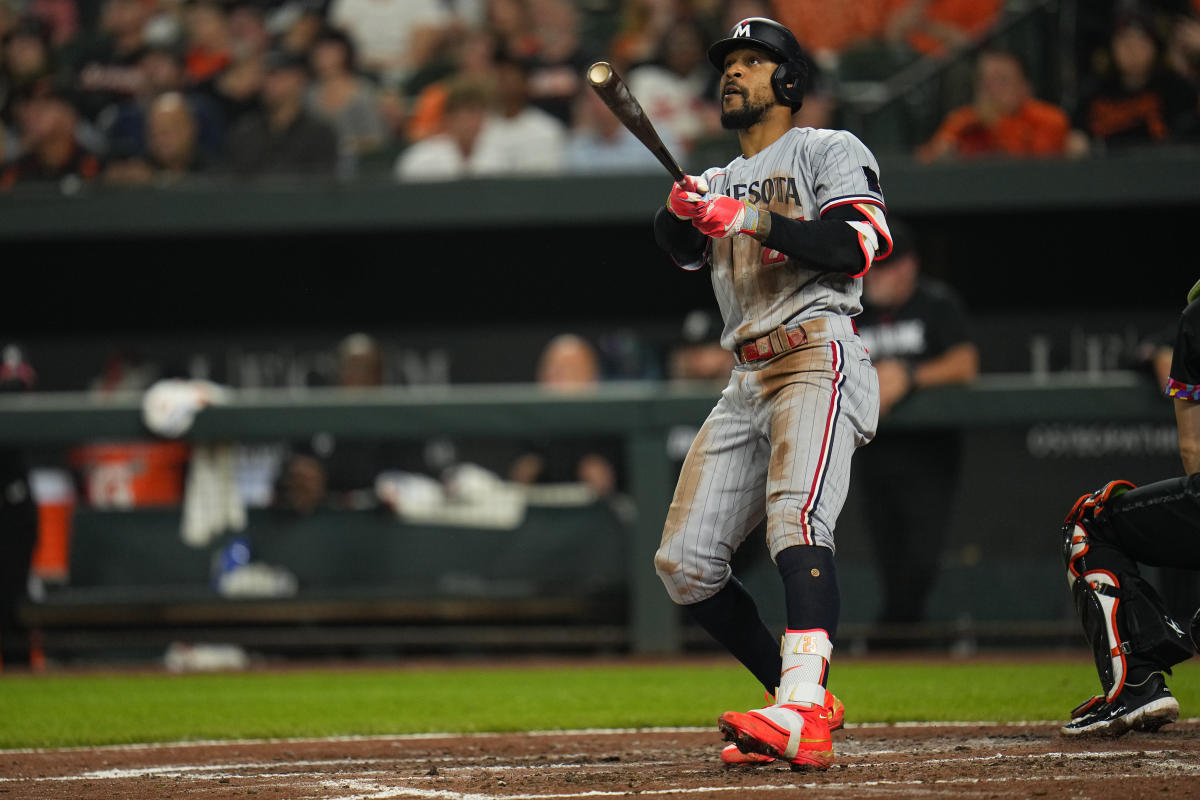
[706,17,808,110]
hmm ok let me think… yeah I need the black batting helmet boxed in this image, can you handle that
[707,17,808,111]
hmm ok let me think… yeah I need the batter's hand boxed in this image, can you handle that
[666,175,709,220]
[693,195,760,238]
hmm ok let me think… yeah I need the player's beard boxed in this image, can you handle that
[720,94,773,130]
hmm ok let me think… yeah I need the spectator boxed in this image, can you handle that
[403,26,497,143]
[327,0,452,87]
[661,309,733,505]
[28,0,80,49]
[916,48,1070,161]
[68,0,153,124]
[564,79,684,175]
[470,51,566,176]
[610,0,686,71]
[104,91,213,185]
[0,0,17,41]
[275,333,450,514]
[227,1,272,63]
[507,333,622,498]
[850,220,979,642]
[1,84,104,188]
[1165,10,1200,90]
[1067,12,1200,156]
[0,343,37,672]
[182,0,233,93]
[305,26,388,175]
[484,0,540,63]
[626,20,721,155]
[224,47,338,177]
[666,309,734,385]
[206,43,265,132]
[770,0,891,75]
[1,15,58,124]
[394,73,492,181]
[884,0,1006,60]
[272,0,325,57]
[102,42,225,164]
[524,0,593,126]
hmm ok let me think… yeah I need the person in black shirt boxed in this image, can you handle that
[0,344,37,670]
[1067,11,1200,156]
[851,220,979,641]
[1058,278,1200,737]
[224,48,338,177]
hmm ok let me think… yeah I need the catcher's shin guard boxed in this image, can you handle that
[1063,481,1194,702]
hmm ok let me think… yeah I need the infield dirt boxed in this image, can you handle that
[4,719,1199,799]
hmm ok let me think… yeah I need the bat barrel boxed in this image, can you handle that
[586,62,614,88]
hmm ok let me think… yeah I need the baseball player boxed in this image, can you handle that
[651,17,891,769]
[1060,278,1200,737]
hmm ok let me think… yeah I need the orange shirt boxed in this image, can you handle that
[770,0,891,55]
[917,98,1070,160]
[901,0,1004,56]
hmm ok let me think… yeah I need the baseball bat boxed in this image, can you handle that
[586,61,686,183]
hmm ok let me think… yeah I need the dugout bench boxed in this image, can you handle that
[1,374,1175,659]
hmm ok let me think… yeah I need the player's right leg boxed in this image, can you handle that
[655,393,776,680]
[1060,479,1195,737]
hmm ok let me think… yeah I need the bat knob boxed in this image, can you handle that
[587,62,613,87]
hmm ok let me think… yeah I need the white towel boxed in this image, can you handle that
[182,443,247,548]
[140,379,246,548]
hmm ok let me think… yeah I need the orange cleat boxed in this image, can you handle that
[719,691,843,767]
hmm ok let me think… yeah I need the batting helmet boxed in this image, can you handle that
[707,17,808,111]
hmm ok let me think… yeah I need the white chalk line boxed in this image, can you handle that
[314,760,1200,800]
[0,719,1125,756]
[5,747,1197,791]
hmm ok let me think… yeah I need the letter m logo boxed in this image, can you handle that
[734,21,752,38]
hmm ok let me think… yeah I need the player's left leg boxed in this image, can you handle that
[1061,479,1196,736]
[718,333,877,770]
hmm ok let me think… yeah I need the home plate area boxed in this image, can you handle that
[4,721,1200,799]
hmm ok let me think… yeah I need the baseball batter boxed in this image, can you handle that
[1060,278,1200,737]
[651,18,891,770]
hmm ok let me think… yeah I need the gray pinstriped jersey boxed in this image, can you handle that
[693,127,887,352]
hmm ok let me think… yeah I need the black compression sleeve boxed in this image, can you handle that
[761,204,881,275]
[653,205,707,265]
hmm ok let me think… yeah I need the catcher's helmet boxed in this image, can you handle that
[707,17,808,111]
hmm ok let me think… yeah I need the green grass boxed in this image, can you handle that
[1,659,1197,749]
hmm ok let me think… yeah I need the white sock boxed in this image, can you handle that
[776,628,830,707]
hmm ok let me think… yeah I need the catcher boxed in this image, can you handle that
[1061,278,1200,736]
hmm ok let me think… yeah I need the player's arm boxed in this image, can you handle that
[1167,293,1200,473]
[654,175,711,269]
[753,204,889,277]
[1175,398,1200,475]
[654,206,708,268]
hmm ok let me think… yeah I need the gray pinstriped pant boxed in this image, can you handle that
[655,316,879,606]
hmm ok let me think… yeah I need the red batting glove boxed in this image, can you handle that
[693,195,760,238]
[667,184,705,220]
[666,174,710,220]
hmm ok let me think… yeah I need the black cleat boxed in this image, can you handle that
[1061,672,1179,737]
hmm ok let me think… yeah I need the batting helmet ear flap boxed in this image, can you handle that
[772,60,806,111]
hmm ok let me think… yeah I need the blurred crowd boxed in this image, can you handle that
[0,0,1198,188]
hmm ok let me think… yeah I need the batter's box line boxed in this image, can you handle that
[4,719,1199,756]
